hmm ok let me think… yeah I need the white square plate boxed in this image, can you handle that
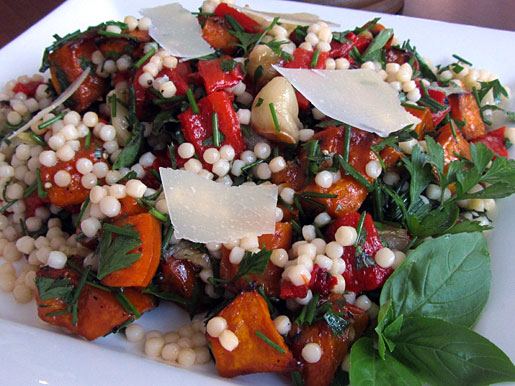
[0,1,513,385]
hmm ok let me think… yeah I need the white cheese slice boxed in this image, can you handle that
[140,3,214,60]
[232,5,339,27]
[8,67,90,140]
[160,168,278,243]
[273,67,421,137]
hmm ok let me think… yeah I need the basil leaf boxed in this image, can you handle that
[380,232,490,327]
[350,337,421,386]
[390,317,515,386]
[220,59,237,72]
[445,220,492,234]
[97,226,142,280]
[323,309,350,337]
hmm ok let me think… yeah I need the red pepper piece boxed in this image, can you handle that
[213,3,262,34]
[24,190,50,218]
[284,48,328,69]
[309,264,337,296]
[197,57,244,94]
[178,90,245,160]
[12,81,44,98]
[326,212,392,293]
[158,62,190,96]
[472,126,509,158]
[329,32,372,59]
[113,70,131,86]
[280,280,308,300]
[295,90,311,111]
[132,62,151,120]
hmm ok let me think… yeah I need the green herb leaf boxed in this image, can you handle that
[234,248,272,279]
[324,309,350,337]
[350,337,421,386]
[390,317,515,386]
[220,59,237,72]
[35,277,74,303]
[97,225,142,280]
[361,28,393,62]
[380,232,491,327]
[113,128,143,170]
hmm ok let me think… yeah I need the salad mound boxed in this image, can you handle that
[0,1,514,385]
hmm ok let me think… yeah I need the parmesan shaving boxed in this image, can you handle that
[232,4,339,27]
[274,67,420,137]
[8,67,91,139]
[140,3,214,60]
[160,168,278,243]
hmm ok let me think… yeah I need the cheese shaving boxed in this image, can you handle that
[160,168,278,243]
[140,3,214,60]
[274,67,420,137]
[232,4,339,27]
[8,67,90,140]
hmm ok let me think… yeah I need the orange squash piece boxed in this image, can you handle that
[404,105,434,138]
[202,16,239,55]
[220,222,292,297]
[101,213,161,288]
[48,36,108,112]
[40,139,108,208]
[436,123,471,169]
[208,291,299,378]
[35,266,155,341]
[448,93,486,140]
[158,256,199,300]
[288,298,369,386]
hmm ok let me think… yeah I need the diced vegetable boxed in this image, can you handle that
[448,92,486,140]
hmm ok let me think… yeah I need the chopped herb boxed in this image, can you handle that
[38,112,66,130]
[452,54,472,66]
[35,277,74,303]
[300,191,338,199]
[354,211,367,248]
[136,198,169,222]
[220,59,237,72]
[255,97,264,107]
[234,248,272,280]
[168,144,177,169]
[212,113,221,147]
[109,93,117,118]
[116,170,137,184]
[71,265,91,325]
[113,289,141,318]
[36,168,48,198]
[134,46,156,68]
[336,155,374,192]
[186,88,200,114]
[332,31,350,43]
[294,25,308,41]
[74,196,90,228]
[343,125,351,162]
[96,225,142,280]
[254,65,264,83]
[84,129,92,149]
[255,330,285,354]
[310,50,320,68]
[361,28,393,63]
[98,30,139,41]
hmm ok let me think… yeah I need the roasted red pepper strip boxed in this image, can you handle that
[12,81,44,97]
[329,32,372,59]
[472,126,509,158]
[326,212,392,293]
[213,3,262,33]
[295,90,311,110]
[309,264,337,296]
[197,57,244,94]
[178,90,245,159]
[280,280,308,300]
[284,48,328,69]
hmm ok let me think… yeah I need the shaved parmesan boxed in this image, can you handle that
[140,3,214,60]
[232,4,339,27]
[273,67,420,137]
[160,168,277,243]
[8,67,90,140]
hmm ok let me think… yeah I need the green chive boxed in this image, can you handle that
[36,168,48,199]
[98,30,139,41]
[269,103,280,132]
[337,156,374,192]
[450,119,458,140]
[452,54,472,66]
[23,182,37,199]
[240,159,264,173]
[116,170,137,184]
[354,211,367,247]
[401,102,425,111]
[114,290,141,318]
[294,193,327,209]
[0,201,16,214]
[84,129,92,149]
[290,219,301,234]
[186,88,199,114]
[300,191,338,198]
[255,330,285,354]
[212,112,220,147]
[38,112,66,129]
[74,196,90,228]
[343,125,351,162]
[134,46,156,69]
[161,225,174,254]
[28,133,47,147]
[103,223,140,238]
[72,265,91,326]
[310,50,320,68]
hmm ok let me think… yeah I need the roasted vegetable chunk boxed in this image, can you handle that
[101,213,162,288]
[48,37,108,111]
[448,93,486,140]
[288,300,368,386]
[436,122,471,169]
[158,256,199,300]
[220,222,292,297]
[208,291,299,378]
[35,266,155,340]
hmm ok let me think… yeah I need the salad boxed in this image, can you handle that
[0,0,514,385]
